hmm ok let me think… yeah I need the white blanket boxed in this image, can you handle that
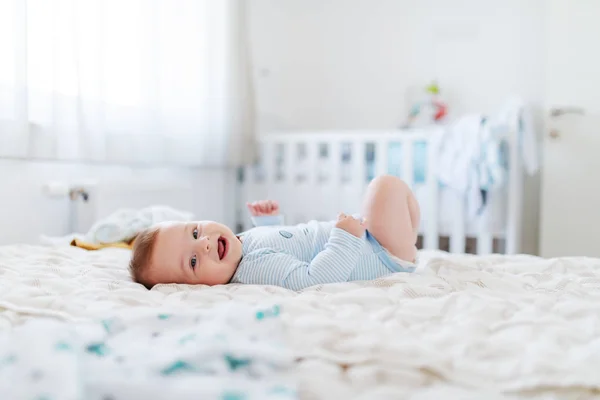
[0,303,296,400]
[40,205,194,246]
[1,244,600,399]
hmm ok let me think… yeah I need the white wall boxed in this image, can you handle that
[0,160,233,245]
[0,0,545,253]
[247,0,544,254]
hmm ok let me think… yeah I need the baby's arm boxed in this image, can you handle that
[247,200,284,227]
[241,214,367,290]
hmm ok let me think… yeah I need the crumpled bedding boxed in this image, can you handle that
[1,244,600,399]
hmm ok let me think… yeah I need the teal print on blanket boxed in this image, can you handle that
[216,333,226,341]
[0,354,16,366]
[224,354,251,371]
[102,318,113,332]
[161,360,197,376]
[179,333,196,345]
[255,304,281,320]
[101,317,124,333]
[221,392,246,400]
[157,314,171,320]
[269,386,297,396]
[86,342,109,357]
[55,341,72,351]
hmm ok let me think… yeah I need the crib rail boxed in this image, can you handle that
[237,128,521,255]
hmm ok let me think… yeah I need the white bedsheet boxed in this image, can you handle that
[2,244,600,399]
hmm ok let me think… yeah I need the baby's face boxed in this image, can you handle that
[147,221,242,286]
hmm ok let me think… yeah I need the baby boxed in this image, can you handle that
[129,175,420,290]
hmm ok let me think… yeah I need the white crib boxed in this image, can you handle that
[236,126,524,255]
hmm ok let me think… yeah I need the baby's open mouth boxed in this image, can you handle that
[218,236,228,260]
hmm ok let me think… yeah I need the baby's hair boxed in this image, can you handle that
[129,226,160,290]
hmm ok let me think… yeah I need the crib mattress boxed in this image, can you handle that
[1,244,600,399]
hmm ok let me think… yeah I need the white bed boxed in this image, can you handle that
[2,244,600,399]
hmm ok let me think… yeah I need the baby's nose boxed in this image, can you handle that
[198,236,211,253]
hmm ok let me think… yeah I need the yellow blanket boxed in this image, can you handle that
[70,238,135,251]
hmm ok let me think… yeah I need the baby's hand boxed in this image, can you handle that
[335,213,366,238]
[246,200,280,217]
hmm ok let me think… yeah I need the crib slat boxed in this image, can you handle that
[329,140,342,219]
[477,233,494,255]
[354,141,368,213]
[375,140,389,176]
[265,139,279,206]
[477,203,494,254]
[506,126,523,255]
[305,140,318,186]
[450,193,466,254]
[354,141,366,189]
[424,139,439,250]
[278,141,290,184]
[402,139,414,188]
[355,141,366,182]
[242,165,253,231]
[281,141,294,218]
[330,140,342,185]
[263,139,274,186]
[304,140,318,222]
[284,140,294,181]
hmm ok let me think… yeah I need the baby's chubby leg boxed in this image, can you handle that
[361,175,420,263]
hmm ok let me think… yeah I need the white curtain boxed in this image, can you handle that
[0,0,256,166]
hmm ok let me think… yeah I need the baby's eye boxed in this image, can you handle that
[192,228,199,240]
[190,255,197,269]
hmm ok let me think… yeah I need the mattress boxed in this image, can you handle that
[2,244,600,399]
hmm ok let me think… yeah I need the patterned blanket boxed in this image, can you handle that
[0,303,296,400]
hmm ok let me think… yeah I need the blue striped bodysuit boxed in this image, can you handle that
[229,216,416,290]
